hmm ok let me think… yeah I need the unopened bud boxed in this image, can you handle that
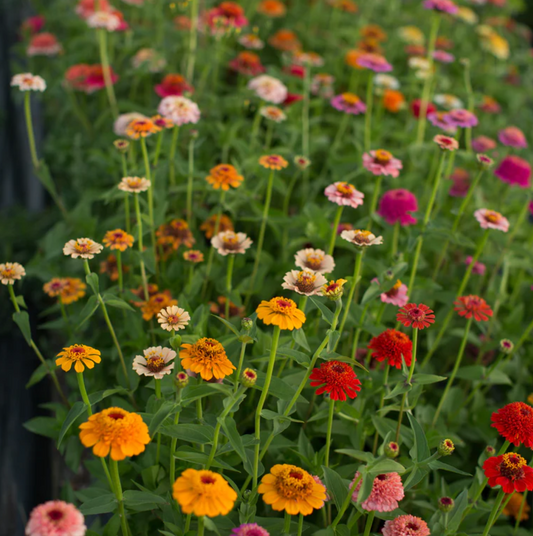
[175,371,189,388]
[438,439,455,456]
[114,139,130,153]
[241,368,257,388]
[385,441,400,458]
[438,497,455,513]
[242,317,253,331]
[500,339,513,355]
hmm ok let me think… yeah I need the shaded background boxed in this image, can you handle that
[1,1,533,535]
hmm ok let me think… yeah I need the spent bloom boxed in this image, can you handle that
[491,402,533,448]
[256,297,306,330]
[324,182,365,208]
[483,453,533,493]
[368,329,413,369]
[0,262,26,285]
[133,346,176,379]
[397,303,435,330]
[382,515,430,536]
[172,468,237,517]
[454,295,493,322]
[158,96,200,126]
[248,75,288,104]
[351,472,405,512]
[282,269,328,296]
[56,344,101,373]
[25,501,86,536]
[63,238,103,259]
[180,338,235,380]
[474,209,509,232]
[157,306,190,331]
[11,73,46,91]
[341,230,383,247]
[295,248,335,274]
[309,360,362,401]
[494,156,531,189]
[362,150,402,177]
[378,189,418,226]
[212,231,253,255]
[330,93,366,115]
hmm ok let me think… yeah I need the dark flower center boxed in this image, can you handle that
[108,412,125,420]
[47,509,64,521]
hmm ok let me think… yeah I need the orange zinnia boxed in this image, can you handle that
[126,117,161,139]
[259,154,288,170]
[383,89,405,113]
[59,277,87,304]
[256,297,306,330]
[345,49,365,69]
[140,291,178,321]
[79,407,150,460]
[258,0,286,17]
[56,344,101,373]
[156,219,195,250]
[180,337,235,380]
[268,29,301,52]
[103,229,134,251]
[200,214,234,239]
[205,164,244,190]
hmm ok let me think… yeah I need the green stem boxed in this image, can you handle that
[353,303,370,361]
[302,65,311,157]
[251,108,262,148]
[391,221,399,258]
[77,372,92,414]
[24,92,39,168]
[124,194,131,235]
[186,136,195,225]
[116,250,123,293]
[140,138,156,261]
[284,511,291,534]
[432,317,473,427]
[327,206,344,257]
[186,0,199,81]
[363,511,375,536]
[169,125,180,186]
[109,459,130,536]
[325,398,335,468]
[197,516,205,536]
[253,325,281,487]
[367,175,382,232]
[169,392,182,486]
[297,513,304,536]
[331,473,362,529]
[152,131,163,167]
[372,363,390,454]
[514,490,528,534]
[225,254,235,321]
[134,194,150,301]
[396,327,418,442]
[233,342,247,394]
[97,29,118,118]
[364,72,374,152]
[481,489,506,536]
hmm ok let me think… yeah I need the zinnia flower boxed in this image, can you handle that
[25,501,86,536]
[502,492,530,521]
[157,96,200,126]
[157,305,190,331]
[11,73,46,91]
[423,0,458,14]
[259,154,288,170]
[231,523,269,536]
[183,250,204,263]
[59,278,86,304]
[454,295,493,321]
[126,117,161,139]
[256,297,306,330]
[383,89,405,113]
[309,360,362,401]
[483,453,533,493]
[56,344,101,373]
[248,75,288,104]
[200,214,234,238]
[378,189,418,226]
[103,229,134,251]
[282,269,327,296]
[324,182,365,208]
[465,256,485,275]
[258,0,286,16]
[258,464,327,515]
[63,238,103,259]
[363,150,402,178]
[443,109,478,128]
[491,402,533,448]
[87,10,121,31]
[154,74,193,97]
[474,208,509,232]
[260,106,286,122]
[448,168,470,197]
[0,262,26,285]
[212,231,252,255]
[433,134,459,151]
[396,303,435,330]
[27,32,62,56]
[229,52,266,76]
[494,156,531,189]
[206,164,244,190]
[133,346,176,379]
[140,292,178,321]
[356,52,393,72]
[180,338,235,380]
[368,329,413,369]
[210,296,245,319]
[79,407,150,460]
[44,278,67,297]
[294,248,335,274]
[203,1,248,35]
[118,176,151,193]
[350,472,405,512]
[341,229,383,247]
[330,93,366,115]
[268,29,301,52]
[156,219,195,251]
[239,33,264,49]
[382,515,431,536]
[498,126,527,148]
[173,469,237,517]
[380,280,409,306]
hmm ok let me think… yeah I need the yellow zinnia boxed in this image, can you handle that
[179,337,235,380]
[256,297,306,330]
[55,344,101,373]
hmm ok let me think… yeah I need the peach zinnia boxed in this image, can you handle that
[351,472,405,512]
[282,269,327,296]
[294,248,335,274]
[173,469,237,517]
[324,182,365,208]
[157,305,190,331]
[118,176,151,193]
[341,229,383,247]
[126,117,161,139]
[132,346,176,379]
[258,464,326,515]
[25,500,86,536]
[56,344,101,373]
[362,149,402,178]
[103,229,134,251]
[474,208,509,232]
[0,262,26,285]
[212,231,252,255]
[180,338,235,380]
[79,407,150,460]
[206,164,244,190]
[259,154,288,170]
[63,238,103,259]
[256,297,306,330]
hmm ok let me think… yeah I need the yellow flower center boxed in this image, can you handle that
[275,465,316,500]
[295,271,317,293]
[500,453,527,480]
[341,92,360,105]
[484,210,501,223]
[336,182,354,196]
[74,241,93,253]
[374,149,392,164]
[305,253,325,270]
[146,356,166,372]
[272,298,295,312]
[2,268,14,278]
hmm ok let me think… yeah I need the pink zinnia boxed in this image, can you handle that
[25,501,86,536]
[472,135,497,153]
[411,99,437,119]
[231,524,269,536]
[428,111,456,133]
[324,182,364,208]
[474,208,509,232]
[433,134,458,151]
[448,168,470,198]
[443,108,478,128]
[381,281,409,307]
[330,93,366,115]
[378,189,418,226]
[362,150,402,178]
[498,126,527,148]
[465,256,486,275]
[382,515,430,536]
[356,52,393,72]
[27,32,62,56]
[21,15,46,35]
[494,155,531,189]
[351,472,404,512]
[423,0,459,14]
[433,50,454,63]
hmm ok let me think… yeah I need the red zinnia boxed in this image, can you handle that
[309,360,362,401]
[491,402,533,448]
[368,329,413,369]
[454,295,493,322]
[483,453,533,493]
[396,303,435,330]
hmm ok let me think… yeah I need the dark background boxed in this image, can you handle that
[1,1,533,535]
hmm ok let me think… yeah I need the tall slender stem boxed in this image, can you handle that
[366,175,382,232]
[97,29,118,118]
[327,206,344,257]
[116,250,123,293]
[373,364,390,454]
[109,459,130,536]
[169,391,182,486]
[331,473,362,529]
[363,511,376,536]
[186,0,199,81]
[134,194,150,301]
[186,136,195,225]
[168,125,180,186]
[302,64,311,157]
[325,398,335,468]
[24,92,39,168]
[364,72,374,152]
[481,489,506,536]
[140,138,156,261]
[225,254,235,321]
[396,328,418,442]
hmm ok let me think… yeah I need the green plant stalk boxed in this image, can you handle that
[408,150,447,293]
[391,221,399,258]
[24,92,39,168]
[116,250,123,293]
[336,249,364,348]
[186,136,195,225]
[364,72,374,152]
[168,125,180,186]
[283,511,291,534]
[264,120,274,150]
[366,175,382,232]
[281,171,301,256]
[140,138,157,260]
[169,391,182,486]
[514,490,528,534]
[197,516,205,536]
[372,363,390,454]
[250,108,262,148]
[8,285,69,406]
[396,327,418,442]
[297,513,304,536]
[225,254,235,322]
[432,317,473,427]
[186,0,199,81]
[110,459,130,536]
[433,167,485,280]
[133,194,150,301]
[415,14,440,144]
[253,325,281,488]
[354,302,371,362]
[331,112,350,155]
[325,398,335,468]
[463,60,474,152]
[302,64,311,158]
[481,489,506,536]
[247,169,275,302]
[327,205,344,257]
[331,473,362,529]
[233,342,248,394]
[363,511,375,536]
[97,29,118,118]
[152,131,163,167]
[423,229,490,366]
[465,351,505,407]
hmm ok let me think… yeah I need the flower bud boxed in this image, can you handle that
[241,368,257,388]
[321,279,347,301]
[438,439,455,456]
[485,445,496,456]
[114,139,130,153]
[477,154,494,168]
[175,371,189,389]
[170,334,182,351]
[190,129,199,139]
[385,441,400,458]
[242,317,253,331]
[294,155,311,170]
[438,497,455,513]
[499,339,514,355]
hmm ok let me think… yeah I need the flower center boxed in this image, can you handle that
[108,412,125,420]
[167,314,180,324]
[406,523,419,530]
[146,356,166,372]
[275,298,292,309]
[336,182,354,196]
[296,271,317,293]
[222,234,241,249]
[410,308,423,318]
[374,149,392,164]
[305,253,324,269]
[75,241,91,252]
[201,474,216,484]
[387,280,402,296]
[484,211,501,223]
[341,92,360,105]
[500,453,527,480]
[2,268,14,277]
[289,471,303,480]
[331,364,345,373]
[47,509,64,522]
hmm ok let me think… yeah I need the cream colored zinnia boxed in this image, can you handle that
[282,269,327,296]
[211,231,252,255]
[63,238,104,259]
[0,262,26,285]
[118,176,151,193]
[157,305,191,332]
[132,346,176,379]
[341,230,383,247]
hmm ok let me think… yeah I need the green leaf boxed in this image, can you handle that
[276,347,310,366]
[292,328,311,351]
[322,466,350,511]
[335,449,374,463]
[13,311,32,345]
[407,413,430,463]
[369,459,406,474]
[411,374,447,385]
[428,460,471,476]
[212,314,240,337]
[104,295,135,311]
[454,365,485,381]
[446,489,469,532]
[89,388,128,405]
[309,296,335,325]
[16,295,27,309]
[26,361,53,388]
[173,447,238,472]
[123,490,167,511]
[76,295,100,330]
[58,401,87,447]
[161,423,214,444]
[79,494,117,515]
[86,272,100,295]
[180,383,232,405]
[149,401,179,436]
[23,416,58,439]
[218,415,248,467]
[361,282,382,305]
[384,381,411,399]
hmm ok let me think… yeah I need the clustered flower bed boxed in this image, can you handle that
[5,0,533,535]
